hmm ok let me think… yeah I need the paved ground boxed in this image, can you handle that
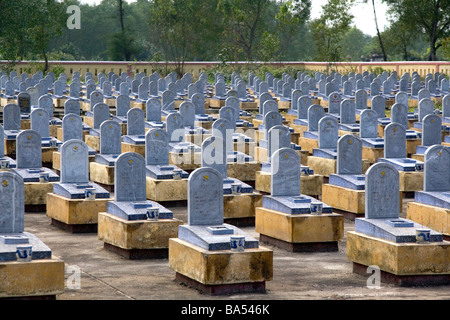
[23,196,450,302]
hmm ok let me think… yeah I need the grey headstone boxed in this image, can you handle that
[62,113,83,142]
[64,99,80,116]
[365,162,399,219]
[219,106,236,130]
[161,90,175,111]
[340,99,356,124]
[60,140,89,184]
[384,123,406,158]
[116,95,130,117]
[418,98,434,122]
[267,125,291,162]
[127,108,145,136]
[360,109,378,139]
[298,95,311,119]
[146,98,161,122]
[337,135,362,174]
[38,95,53,119]
[263,100,278,117]
[225,96,240,121]
[355,89,367,110]
[328,92,341,114]
[187,167,224,226]
[3,104,21,131]
[30,108,50,138]
[17,92,31,114]
[423,145,450,192]
[93,103,110,129]
[166,112,184,143]
[202,136,227,179]
[264,111,283,133]
[114,152,147,202]
[271,148,301,197]
[146,128,169,166]
[443,94,450,118]
[191,93,205,114]
[0,172,25,233]
[307,105,325,132]
[179,101,195,128]
[16,130,42,169]
[391,103,408,128]
[422,114,442,147]
[318,116,338,149]
[371,95,385,118]
[259,92,273,114]
[90,91,103,111]
[99,120,121,155]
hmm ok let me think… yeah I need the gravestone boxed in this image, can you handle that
[60,140,89,184]
[264,111,283,134]
[187,167,224,226]
[93,103,110,129]
[391,104,408,128]
[191,93,205,114]
[225,97,240,122]
[162,90,175,111]
[262,100,278,117]
[360,109,378,139]
[418,98,434,122]
[99,120,122,155]
[116,95,130,117]
[62,113,83,142]
[0,172,25,233]
[127,108,145,136]
[336,135,362,175]
[114,152,147,202]
[65,99,80,116]
[271,148,301,197]
[3,104,21,130]
[298,96,311,119]
[355,89,367,110]
[421,114,442,147]
[364,163,399,219]
[17,93,31,114]
[212,118,234,156]
[146,128,169,166]
[318,116,338,149]
[146,98,162,122]
[384,123,406,158]
[307,105,325,132]
[328,92,341,114]
[340,99,356,124]
[30,108,50,138]
[166,112,184,143]
[219,106,236,130]
[371,95,385,118]
[202,136,227,179]
[179,101,196,128]
[259,92,273,114]
[16,130,42,169]
[267,125,291,163]
[423,145,450,192]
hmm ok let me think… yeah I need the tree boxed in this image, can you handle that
[28,0,67,72]
[107,0,141,61]
[217,0,272,61]
[275,0,311,60]
[310,0,355,62]
[385,0,450,61]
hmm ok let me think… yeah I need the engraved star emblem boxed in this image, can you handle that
[2,180,8,187]
[203,175,208,181]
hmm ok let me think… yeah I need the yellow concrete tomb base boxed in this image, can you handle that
[146,177,188,202]
[0,258,65,299]
[168,238,273,286]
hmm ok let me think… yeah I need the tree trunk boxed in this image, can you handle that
[43,48,49,73]
[372,0,387,61]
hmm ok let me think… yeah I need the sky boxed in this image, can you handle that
[79,0,390,37]
[310,0,391,37]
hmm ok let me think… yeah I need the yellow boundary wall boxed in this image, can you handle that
[2,60,449,80]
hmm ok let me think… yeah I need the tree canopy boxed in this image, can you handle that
[0,0,446,73]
